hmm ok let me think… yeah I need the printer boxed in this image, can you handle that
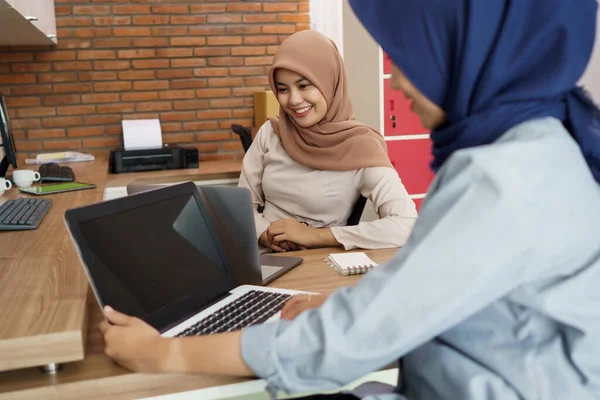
[109,146,199,174]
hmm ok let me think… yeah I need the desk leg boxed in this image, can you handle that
[40,363,62,374]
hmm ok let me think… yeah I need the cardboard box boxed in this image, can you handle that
[253,91,279,133]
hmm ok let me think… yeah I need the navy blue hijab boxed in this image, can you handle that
[349,0,600,183]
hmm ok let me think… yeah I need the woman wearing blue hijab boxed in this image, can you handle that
[99,1,600,399]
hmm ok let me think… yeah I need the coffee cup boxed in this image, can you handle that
[12,169,41,188]
[0,177,11,196]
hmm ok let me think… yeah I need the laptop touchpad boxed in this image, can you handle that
[261,265,283,281]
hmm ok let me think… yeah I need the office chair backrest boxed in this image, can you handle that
[346,194,367,226]
[231,123,366,226]
[231,124,253,153]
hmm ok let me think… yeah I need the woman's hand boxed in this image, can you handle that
[267,219,341,249]
[281,293,328,320]
[99,306,170,373]
[259,230,305,252]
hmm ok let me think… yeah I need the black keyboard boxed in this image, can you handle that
[0,198,53,231]
[38,163,75,182]
[176,290,291,337]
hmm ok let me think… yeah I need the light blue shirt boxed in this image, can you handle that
[241,118,600,399]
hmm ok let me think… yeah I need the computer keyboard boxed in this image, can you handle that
[176,290,291,337]
[0,198,52,231]
[38,163,75,182]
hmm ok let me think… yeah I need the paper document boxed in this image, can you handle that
[122,119,163,151]
[25,151,95,165]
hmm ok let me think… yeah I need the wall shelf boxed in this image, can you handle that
[0,0,57,46]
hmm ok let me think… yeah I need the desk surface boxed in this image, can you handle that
[105,159,242,188]
[0,156,395,399]
[0,247,398,400]
[0,157,244,376]
[0,157,108,373]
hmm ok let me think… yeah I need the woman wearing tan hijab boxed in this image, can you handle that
[238,30,417,252]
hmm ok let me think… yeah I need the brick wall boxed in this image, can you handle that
[0,1,310,161]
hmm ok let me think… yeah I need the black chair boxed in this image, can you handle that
[346,194,367,226]
[231,124,253,153]
[231,124,367,226]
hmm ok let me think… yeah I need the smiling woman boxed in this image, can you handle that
[274,69,328,128]
[237,30,418,253]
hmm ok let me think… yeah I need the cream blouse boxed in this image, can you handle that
[238,121,418,250]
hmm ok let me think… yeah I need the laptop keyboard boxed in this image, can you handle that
[176,290,291,337]
[0,198,52,231]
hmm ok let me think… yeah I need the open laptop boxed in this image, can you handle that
[65,182,308,337]
[126,183,303,285]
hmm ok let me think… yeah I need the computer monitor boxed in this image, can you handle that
[0,95,18,177]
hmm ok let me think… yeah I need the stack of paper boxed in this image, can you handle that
[324,252,379,276]
[25,152,95,165]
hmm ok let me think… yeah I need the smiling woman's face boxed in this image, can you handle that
[274,68,328,128]
[390,63,446,130]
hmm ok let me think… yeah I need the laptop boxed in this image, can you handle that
[65,182,309,337]
[126,183,304,285]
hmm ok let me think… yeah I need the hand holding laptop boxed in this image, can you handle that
[100,292,327,375]
[101,305,254,376]
[100,306,167,373]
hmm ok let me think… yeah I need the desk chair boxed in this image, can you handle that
[232,124,253,153]
[231,124,367,226]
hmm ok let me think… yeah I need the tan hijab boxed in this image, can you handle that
[268,30,393,171]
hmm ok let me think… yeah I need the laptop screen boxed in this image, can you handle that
[77,191,235,328]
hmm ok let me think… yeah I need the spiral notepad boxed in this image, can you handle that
[325,252,379,276]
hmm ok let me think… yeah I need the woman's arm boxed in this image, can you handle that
[266,167,417,250]
[241,159,545,394]
[100,306,253,376]
[266,218,341,249]
[330,167,418,250]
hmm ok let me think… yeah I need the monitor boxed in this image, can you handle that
[0,95,18,177]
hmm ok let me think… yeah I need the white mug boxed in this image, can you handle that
[0,177,11,196]
[12,169,41,188]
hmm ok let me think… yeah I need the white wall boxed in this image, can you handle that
[309,0,344,57]
[579,12,600,102]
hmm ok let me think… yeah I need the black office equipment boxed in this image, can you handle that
[38,163,76,182]
[0,95,18,178]
[127,183,304,285]
[0,198,52,231]
[65,182,307,335]
[109,146,199,174]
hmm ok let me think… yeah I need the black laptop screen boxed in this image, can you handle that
[78,192,235,326]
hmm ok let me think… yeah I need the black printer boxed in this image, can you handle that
[109,146,199,174]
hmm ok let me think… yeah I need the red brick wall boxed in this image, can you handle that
[0,1,309,161]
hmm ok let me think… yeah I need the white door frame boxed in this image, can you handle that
[310,0,344,57]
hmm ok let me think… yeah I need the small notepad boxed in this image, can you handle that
[324,252,379,276]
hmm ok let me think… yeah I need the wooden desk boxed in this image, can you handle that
[0,157,244,377]
[0,157,108,373]
[105,160,242,188]
[0,247,398,400]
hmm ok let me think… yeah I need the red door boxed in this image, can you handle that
[383,79,429,136]
[387,139,434,195]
